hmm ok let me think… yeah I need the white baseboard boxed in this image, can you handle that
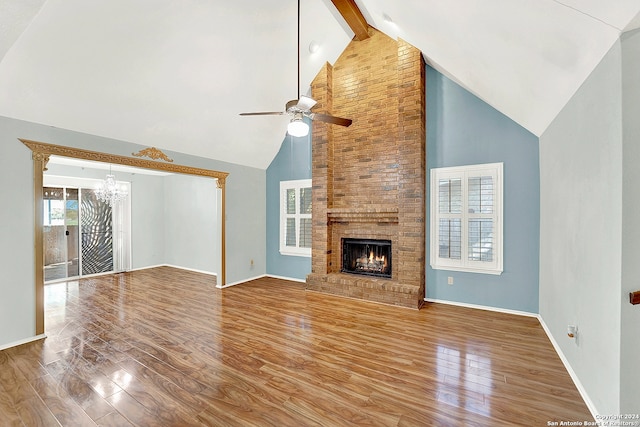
[424,297,538,317]
[130,264,217,277]
[162,264,217,277]
[0,333,47,351]
[128,264,166,272]
[265,274,307,283]
[424,297,597,419]
[217,274,307,288]
[218,274,267,288]
[536,316,599,420]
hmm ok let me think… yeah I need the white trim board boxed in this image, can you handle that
[219,274,266,289]
[221,274,306,288]
[130,264,216,277]
[425,297,597,419]
[128,264,166,272]
[266,274,307,283]
[537,315,598,421]
[424,297,537,317]
[162,264,217,278]
[0,334,47,351]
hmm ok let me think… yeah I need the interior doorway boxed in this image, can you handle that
[21,138,229,337]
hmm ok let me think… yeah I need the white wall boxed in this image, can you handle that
[0,127,36,346]
[129,173,166,268]
[539,42,623,414]
[163,173,218,275]
[620,28,640,414]
[224,169,266,282]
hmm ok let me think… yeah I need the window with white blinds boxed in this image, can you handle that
[280,179,312,257]
[430,163,503,274]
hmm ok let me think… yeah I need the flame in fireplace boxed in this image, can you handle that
[368,251,386,265]
[358,251,387,272]
[342,239,391,278]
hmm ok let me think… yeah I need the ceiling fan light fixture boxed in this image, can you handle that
[287,115,309,137]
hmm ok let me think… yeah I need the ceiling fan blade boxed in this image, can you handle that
[296,95,317,111]
[310,113,353,127]
[240,1,353,134]
[239,111,286,116]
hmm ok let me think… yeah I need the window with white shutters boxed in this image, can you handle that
[430,163,503,274]
[280,179,312,257]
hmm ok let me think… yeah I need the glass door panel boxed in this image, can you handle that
[43,187,67,282]
[65,188,80,278]
[44,181,127,282]
[80,189,113,275]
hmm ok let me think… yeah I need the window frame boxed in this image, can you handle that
[279,179,312,257]
[430,163,503,275]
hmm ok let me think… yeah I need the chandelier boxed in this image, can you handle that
[95,165,127,206]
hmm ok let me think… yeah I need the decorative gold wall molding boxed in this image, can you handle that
[20,139,229,182]
[132,147,174,163]
[31,151,50,171]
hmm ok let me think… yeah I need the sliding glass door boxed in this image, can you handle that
[43,183,129,283]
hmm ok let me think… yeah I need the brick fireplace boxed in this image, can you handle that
[305,29,426,309]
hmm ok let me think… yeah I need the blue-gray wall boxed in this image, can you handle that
[265,132,312,280]
[426,66,540,313]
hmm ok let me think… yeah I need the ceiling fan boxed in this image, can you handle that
[239,0,352,137]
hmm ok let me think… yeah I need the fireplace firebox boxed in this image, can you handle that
[341,238,392,278]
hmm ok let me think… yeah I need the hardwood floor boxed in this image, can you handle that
[0,266,593,426]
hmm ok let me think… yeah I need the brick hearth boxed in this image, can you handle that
[306,28,426,309]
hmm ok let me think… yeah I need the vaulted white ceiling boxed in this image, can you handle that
[1,0,639,169]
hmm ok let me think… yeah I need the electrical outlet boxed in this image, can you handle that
[447,276,453,285]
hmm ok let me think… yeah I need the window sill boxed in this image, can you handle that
[279,249,311,258]
[430,264,503,275]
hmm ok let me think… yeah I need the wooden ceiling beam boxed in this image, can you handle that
[330,0,370,41]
